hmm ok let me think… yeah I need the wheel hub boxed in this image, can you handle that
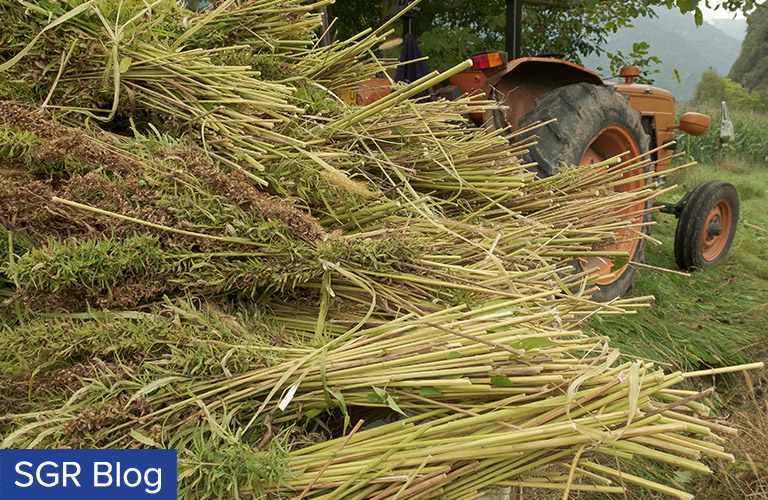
[701,200,733,261]
[706,218,722,239]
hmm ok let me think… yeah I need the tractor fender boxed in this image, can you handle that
[479,57,603,131]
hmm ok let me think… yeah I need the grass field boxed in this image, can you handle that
[586,108,768,499]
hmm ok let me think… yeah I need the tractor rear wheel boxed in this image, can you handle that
[517,83,650,302]
[674,180,739,270]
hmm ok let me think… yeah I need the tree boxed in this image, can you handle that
[694,68,727,104]
[729,1,768,92]
[693,68,768,112]
[327,1,759,68]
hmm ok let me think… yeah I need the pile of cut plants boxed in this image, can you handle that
[0,0,762,498]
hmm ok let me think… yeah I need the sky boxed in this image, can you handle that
[700,4,746,20]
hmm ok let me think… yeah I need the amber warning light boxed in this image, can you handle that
[469,52,507,70]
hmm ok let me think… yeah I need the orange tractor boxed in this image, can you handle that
[345,0,740,301]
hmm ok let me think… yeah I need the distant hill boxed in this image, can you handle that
[580,8,744,103]
[729,4,768,92]
[709,18,748,42]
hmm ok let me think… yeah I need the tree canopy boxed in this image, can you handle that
[729,1,768,92]
[693,68,768,112]
[327,0,760,68]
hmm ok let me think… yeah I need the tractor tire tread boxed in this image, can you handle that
[674,180,739,270]
[517,83,650,301]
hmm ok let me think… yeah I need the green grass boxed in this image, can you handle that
[589,160,768,372]
[590,103,768,371]
[585,136,768,498]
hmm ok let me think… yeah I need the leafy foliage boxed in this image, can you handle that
[6,233,167,293]
[327,0,757,67]
[694,68,728,103]
[729,1,768,92]
[693,69,768,113]
[598,41,662,83]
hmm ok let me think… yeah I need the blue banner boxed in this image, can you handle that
[0,449,176,500]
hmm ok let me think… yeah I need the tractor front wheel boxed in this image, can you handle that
[674,180,739,270]
[518,83,650,302]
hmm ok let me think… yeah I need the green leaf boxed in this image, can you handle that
[419,386,443,397]
[610,255,629,273]
[303,408,323,420]
[491,375,514,387]
[385,395,407,416]
[511,337,557,350]
[446,351,462,360]
[325,387,347,415]
[694,8,703,25]
[688,345,720,365]
[673,470,693,485]
[367,392,384,404]
[119,57,132,74]
[371,386,407,416]
[313,417,331,433]
[372,386,388,400]
[384,394,408,417]
[0,1,95,73]
[439,374,463,380]
[677,0,700,13]
[130,429,160,448]
[128,376,185,405]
